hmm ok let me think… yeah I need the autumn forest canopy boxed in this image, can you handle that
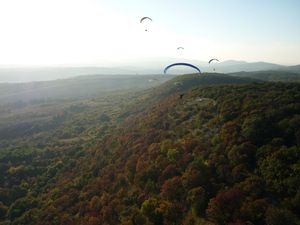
[0,72,300,225]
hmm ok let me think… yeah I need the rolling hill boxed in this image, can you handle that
[0,72,259,105]
[1,60,299,83]
[0,74,299,225]
[229,70,300,82]
[0,75,172,105]
[278,64,300,74]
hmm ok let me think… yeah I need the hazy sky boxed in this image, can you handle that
[0,0,299,66]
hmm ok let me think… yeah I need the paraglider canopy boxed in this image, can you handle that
[140,17,152,23]
[140,17,152,31]
[208,58,220,72]
[177,47,184,56]
[164,63,201,74]
[208,58,219,64]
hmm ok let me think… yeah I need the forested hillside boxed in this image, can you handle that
[230,71,300,82]
[0,75,299,225]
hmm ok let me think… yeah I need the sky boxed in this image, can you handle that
[0,0,299,67]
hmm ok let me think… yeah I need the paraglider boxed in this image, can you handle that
[177,47,184,56]
[140,17,152,32]
[208,58,219,72]
[208,58,219,64]
[164,63,201,74]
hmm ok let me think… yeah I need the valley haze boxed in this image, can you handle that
[0,59,299,83]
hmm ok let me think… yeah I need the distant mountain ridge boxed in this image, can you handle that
[0,59,299,83]
[110,58,300,74]
[277,64,300,74]
[214,61,284,73]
